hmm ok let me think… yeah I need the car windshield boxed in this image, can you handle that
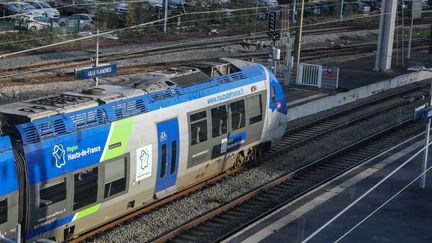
[22,3,36,10]
[39,2,52,8]
[5,4,19,11]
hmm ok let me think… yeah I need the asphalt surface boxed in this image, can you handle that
[226,133,432,243]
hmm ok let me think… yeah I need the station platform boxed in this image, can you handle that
[282,51,432,108]
[224,134,432,243]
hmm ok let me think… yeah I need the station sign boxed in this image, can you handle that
[424,107,432,122]
[414,104,427,121]
[411,0,422,19]
[75,64,117,80]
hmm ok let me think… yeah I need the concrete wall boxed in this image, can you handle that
[287,71,432,121]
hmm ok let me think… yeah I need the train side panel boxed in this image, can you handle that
[10,63,288,242]
[0,136,19,240]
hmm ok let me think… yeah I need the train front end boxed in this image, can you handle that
[262,66,288,147]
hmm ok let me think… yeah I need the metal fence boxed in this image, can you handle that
[296,63,339,89]
[296,63,322,87]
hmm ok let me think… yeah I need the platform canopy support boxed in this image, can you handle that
[374,0,397,72]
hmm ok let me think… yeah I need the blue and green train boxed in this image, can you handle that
[0,59,287,242]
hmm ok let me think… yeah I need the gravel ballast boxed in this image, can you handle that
[89,93,425,243]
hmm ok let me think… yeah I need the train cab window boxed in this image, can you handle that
[271,86,276,104]
[104,157,127,199]
[190,111,208,145]
[230,100,246,130]
[248,94,263,125]
[0,199,7,224]
[160,144,167,178]
[39,178,66,208]
[73,167,98,211]
[211,105,228,138]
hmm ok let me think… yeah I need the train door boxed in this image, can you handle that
[155,118,180,196]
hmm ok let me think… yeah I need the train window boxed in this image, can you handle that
[271,86,276,104]
[160,144,167,178]
[211,105,228,137]
[39,178,66,208]
[190,111,208,145]
[248,95,263,125]
[0,199,7,224]
[104,157,127,199]
[73,167,98,211]
[230,100,246,130]
[170,140,177,174]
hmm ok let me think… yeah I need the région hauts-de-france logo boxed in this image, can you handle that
[53,144,66,168]
[139,148,150,170]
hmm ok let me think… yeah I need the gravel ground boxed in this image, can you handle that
[89,92,425,243]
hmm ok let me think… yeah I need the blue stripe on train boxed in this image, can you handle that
[26,214,74,239]
[24,124,111,185]
[0,136,18,196]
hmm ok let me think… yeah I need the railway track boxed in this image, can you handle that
[270,82,429,153]
[155,118,421,243]
[77,81,428,242]
[1,16,430,82]
[1,37,429,86]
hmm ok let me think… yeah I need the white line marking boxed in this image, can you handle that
[224,139,424,243]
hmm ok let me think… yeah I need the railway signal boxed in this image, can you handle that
[267,11,281,41]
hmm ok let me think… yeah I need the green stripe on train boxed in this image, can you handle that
[103,117,134,161]
[73,203,101,221]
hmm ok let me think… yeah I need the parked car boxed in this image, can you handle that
[168,0,185,7]
[303,3,322,16]
[355,1,371,13]
[114,2,128,14]
[15,14,58,31]
[313,2,330,15]
[54,0,95,16]
[59,13,97,30]
[24,0,60,18]
[258,0,278,6]
[9,2,46,16]
[149,0,163,8]
[0,2,25,18]
[363,0,381,11]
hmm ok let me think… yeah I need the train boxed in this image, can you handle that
[0,58,287,242]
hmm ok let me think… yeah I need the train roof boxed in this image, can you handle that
[0,58,252,122]
[0,59,267,145]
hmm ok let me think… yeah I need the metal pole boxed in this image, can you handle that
[292,1,296,23]
[374,0,397,72]
[339,0,344,19]
[285,34,292,86]
[420,82,432,188]
[294,0,305,68]
[401,3,405,67]
[163,0,168,33]
[407,14,414,59]
[421,120,430,188]
[95,29,99,86]
[15,224,21,243]
[429,24,432,54]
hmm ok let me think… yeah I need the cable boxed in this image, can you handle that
[1,3,430,57]
[0,14,183,59]
[301,138,432,243]
[334,165,432,243]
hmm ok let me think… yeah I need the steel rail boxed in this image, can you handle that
[156,118,417,243]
